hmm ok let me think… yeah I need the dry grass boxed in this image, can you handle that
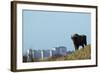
[64,44,91,60]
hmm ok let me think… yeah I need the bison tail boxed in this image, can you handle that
[84,35,87,45]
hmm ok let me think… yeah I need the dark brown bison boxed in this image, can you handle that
[71,34,87,50]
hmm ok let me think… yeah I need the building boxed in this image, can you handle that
[55,46,67,56]
[26,49,33,62]
[43,50,51,58]
[26,46,67,62]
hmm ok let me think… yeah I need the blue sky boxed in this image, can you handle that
[22,10,91,54]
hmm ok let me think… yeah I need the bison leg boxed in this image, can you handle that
[85,41,87,46]
[75,45,79,50]
[82,45,84,48]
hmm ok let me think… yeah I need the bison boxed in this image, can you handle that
[71,34,87,50]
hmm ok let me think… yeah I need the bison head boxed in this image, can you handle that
[71,33,79,40]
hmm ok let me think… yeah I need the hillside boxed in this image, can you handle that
[64,44,91,60]
[47,44,91,61]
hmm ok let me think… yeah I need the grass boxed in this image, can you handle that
[64,44,91,60]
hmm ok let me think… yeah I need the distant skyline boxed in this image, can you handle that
[22,10,91,54]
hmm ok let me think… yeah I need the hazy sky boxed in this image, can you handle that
[22,10,91,54]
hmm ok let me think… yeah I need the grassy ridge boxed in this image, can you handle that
[47,44,91,61]
[64,44,91,60]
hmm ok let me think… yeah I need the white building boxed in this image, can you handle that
[27,49,33,62]
[26,46,67,62]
